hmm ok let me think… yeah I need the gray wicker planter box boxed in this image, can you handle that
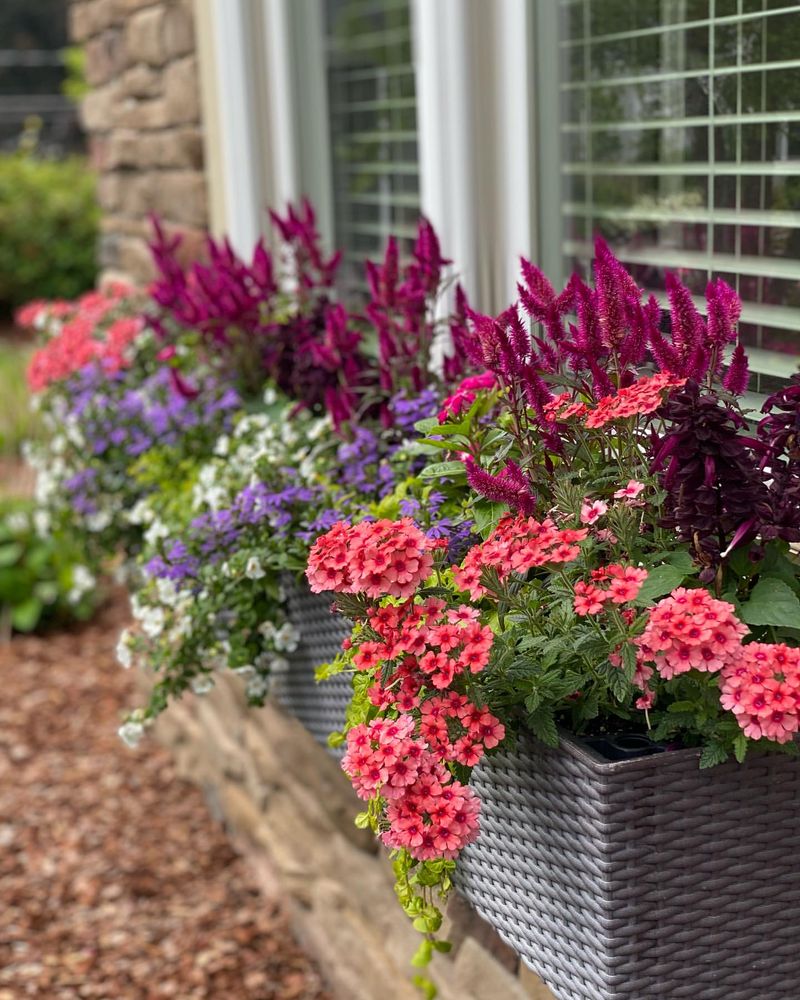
[271,574,351,752]
[455,733,800,1000]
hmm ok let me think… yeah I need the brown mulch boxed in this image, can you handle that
[0,594,332,1000]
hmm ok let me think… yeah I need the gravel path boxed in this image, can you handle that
[0,594,331,1000]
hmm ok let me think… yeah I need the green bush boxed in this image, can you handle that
[0,340,40,458]
[0,151,99,314]
[0,497,97,634]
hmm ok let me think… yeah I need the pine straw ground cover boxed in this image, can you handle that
[0,593,331,1000]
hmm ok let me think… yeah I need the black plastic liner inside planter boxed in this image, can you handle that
[271,574,352,753]
[455,732,800,1000]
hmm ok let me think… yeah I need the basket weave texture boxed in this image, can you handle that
[455,733,800,1000]
[272,574,352,751]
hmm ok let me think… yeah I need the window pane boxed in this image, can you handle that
[557,0,800,387]
[324,0,419,297]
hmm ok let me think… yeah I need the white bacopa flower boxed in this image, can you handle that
[155,577,179,606]
[116,629,134,669]
[262,386,277,405]
[141,606,166,639]
[32,508,49,537]
[214,434,230,457]
[118,720,145,749]
[245,674,270,700]
[5,511,29,534]
[86,509,112,533]
[191,675,215,695]
[274,623,300,653]
[245,555,266,580]
[143,518,169,547]
[67,564,96,604]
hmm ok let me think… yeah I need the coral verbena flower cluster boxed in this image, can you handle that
[453,514,589,600]
[720,643,800,744]
[306,518,436,599]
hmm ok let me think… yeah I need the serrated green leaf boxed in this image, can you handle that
[733,732,748,764]
[699,742,728,768]
[528,706,558,747]
[739,577,800,628]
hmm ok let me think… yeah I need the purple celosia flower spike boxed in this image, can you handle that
[665,271,707,378]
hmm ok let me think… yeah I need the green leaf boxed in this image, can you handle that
[419,461,466,480]
[410,940,433,968]
[11,597,43,632]
[739,577,800,628]
[472,501,506,538]
[733,732,748,764]
[634,563,688,606]
[699,742,728,769]
[354,812,370,830]
[663,550,699,575]
[527,706,559,747]
[0,542,23,567]
[411,975,437,1000]
[413,417,440,435]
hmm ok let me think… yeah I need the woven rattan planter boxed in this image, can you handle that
[271,574,351,751]
[455,733,800,1000]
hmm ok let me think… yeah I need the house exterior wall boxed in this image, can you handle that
[69,0,208,283]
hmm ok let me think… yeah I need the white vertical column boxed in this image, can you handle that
[206,0,265,256]
[412,0,479,303]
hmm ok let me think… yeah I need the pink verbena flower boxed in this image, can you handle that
[580,499,608,525]
[636,587,747,681]
[720,642,800,744]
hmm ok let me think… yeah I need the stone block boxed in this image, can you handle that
[117,97,171,129]
[80,83,118,131]
[126,5,165,65]
[154,171,208,228]
[116,235,156,283]
[444,893,519,974]
[453,938,532,1000]
[163,3,195,59]
[68,2,94,43]
[97,172,122,211]
[518,964,558,1000]
[163,55,200,125]
[152,127,204,169]
[119,63,162,99]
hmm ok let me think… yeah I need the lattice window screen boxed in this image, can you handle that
[558,0,800,392]
[323,0,420,297]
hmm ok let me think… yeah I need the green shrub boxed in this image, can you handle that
[0,340,40,458]
[0,152,99,314]
[0,497,97,634]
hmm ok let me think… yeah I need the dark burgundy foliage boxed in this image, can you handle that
[756,375,800,542]
[652,381,768,578]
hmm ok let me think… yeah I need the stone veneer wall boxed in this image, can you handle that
[69,0,207,283]
[153,672,557,1000]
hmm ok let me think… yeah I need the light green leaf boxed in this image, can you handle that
[733,732,748,764]
[739,577,800,628]
[0,542,23,567]
[419,461,466,480]
[12,597,43,632]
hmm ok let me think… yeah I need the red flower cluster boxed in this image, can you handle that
[635,587,747,685]
[573,564,648,616]
[720,643,800,743]
[542,392,589,422]
[306,518,436,599]
[453,514,588,600]
[584,373,686,429]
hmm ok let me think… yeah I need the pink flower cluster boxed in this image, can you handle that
[306,518,436,599]
[337,593,504,861]
[24,286,142,391]
[573,564,648,616]
[636,587,748,684]
[584,372,686,429]
[438,372,497,423]
[720,643,800,743]
[357,597,495,704]
[342,715,481,860]
[453,515,588,600]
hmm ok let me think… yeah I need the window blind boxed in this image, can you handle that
[323,0,420,297]
[558,0,800,392]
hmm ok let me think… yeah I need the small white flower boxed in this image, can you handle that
[86,509,112,533]
[246,674,270,700]
[118,721,145,749]
[116,629,134,669]
[245,555,265,579]
[262,387,277,406]
[191,675,215,695]
[274,623,300,653]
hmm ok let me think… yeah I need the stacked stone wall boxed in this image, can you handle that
[69,0,207,282]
